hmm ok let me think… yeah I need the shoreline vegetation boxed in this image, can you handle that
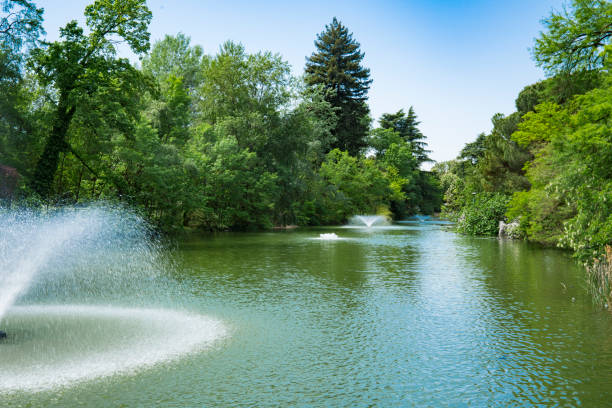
[0,1,610,304]
[432,0,612,306]
[0,2,441,232]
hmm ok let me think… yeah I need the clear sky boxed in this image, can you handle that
[36,0,565,167]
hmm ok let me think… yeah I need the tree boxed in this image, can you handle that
[368,127,404,157]
[0,0,45,187]
[141,34,205,151]
[379,107,431,164]
[194,136,278,230]
[198,41,290,129]
[0,0,43,86]
[534,0,612,74]
[456,192,510,236]
[432,160,470,214]
[317,149,392,223]
[108,120,199,230]
[477,113,531,193]
[0,0,44,55]
[508,76,612,256]
[141,33,205,91]
[29,0,152,199]
[459,133,487,165]
[305,17,372,156]
[372,107,440,215]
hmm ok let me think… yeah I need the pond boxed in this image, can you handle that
[4,219,612,406]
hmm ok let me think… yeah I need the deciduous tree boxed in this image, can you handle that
[534,0,612,74]
[30,0,152,198]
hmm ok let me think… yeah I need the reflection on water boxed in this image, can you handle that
[6,220,612,407]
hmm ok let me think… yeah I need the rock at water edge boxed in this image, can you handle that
[499,220,520,239]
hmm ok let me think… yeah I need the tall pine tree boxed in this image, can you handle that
[305,17,371,156]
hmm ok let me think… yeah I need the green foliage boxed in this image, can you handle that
[291,84,337,165]
[305,17,371,156]
[199,41,290,125]
[369,127,403,157]
[505,73,612,258]
[194,42,311,227]
[439,110,531,221]
[371,107,441,216]
[29,0,152,198]
[412,171,442,215]
[459,133,487,165]
[433,160,468,216]
[477,113,531,193]
[107,120,197,230]
[556,80,612,258]
[0,72,46,175]
[506,187,573,246]
[141,33,204,90]
[85,0,151,54]
[515,72,603,115]
[379,107,431,164]
[0,1,45,184]
[315,149,392,224]
[2,1,441,233]
[148,74,191,145]
[456,193,510,236]
[378,141,417,179]
[438,0,612,300]
[586,246,612,308]
[377,140,414,214]
[513,102,570,147]
[533,0,612,74]
[193,135,277,230]
[0,0,44,55]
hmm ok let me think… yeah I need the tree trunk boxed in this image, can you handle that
[75,163,84,202]
[32,94,76,199]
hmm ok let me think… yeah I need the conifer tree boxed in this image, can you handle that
[305,17,372,156]
[379,107,431,164]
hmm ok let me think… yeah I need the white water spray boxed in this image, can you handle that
[0,206,227,391]
[0,210,98,321]
[349,215,390,228]
[0,305,227,392]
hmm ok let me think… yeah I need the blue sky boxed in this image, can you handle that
[36,0,565,167]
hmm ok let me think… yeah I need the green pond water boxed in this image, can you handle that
[4,220,612,407]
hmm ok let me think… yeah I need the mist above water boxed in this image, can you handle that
[348,215,390,228]
[0,206,162,321]
[0,205,227,392]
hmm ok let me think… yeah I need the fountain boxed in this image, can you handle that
[414,214,431,223]
[348,215,390,228]
[0,208,95,324]
[0,205,227,392]
[319,233,340,240]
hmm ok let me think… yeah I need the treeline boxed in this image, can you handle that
[0,0,441,231]
[434,0,612,304]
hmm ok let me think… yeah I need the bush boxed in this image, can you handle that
[456,192,510,236]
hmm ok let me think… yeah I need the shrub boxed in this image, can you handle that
[456,192,510,236]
